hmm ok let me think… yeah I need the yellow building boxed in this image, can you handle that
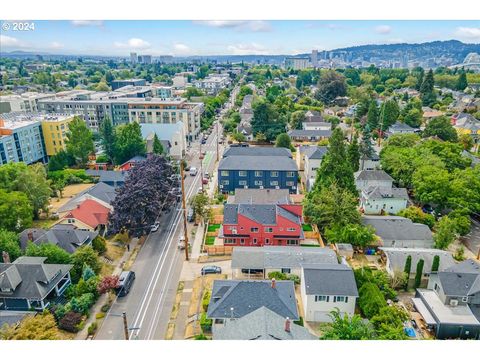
[40,115,75,156]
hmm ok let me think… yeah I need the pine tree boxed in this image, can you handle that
[347,134,360,172]
[456,70,468,91]
[360,124,375,160]
[414,67,424,91]
[152,134,164,155]
[367,100,378,129]
[431,255,440,272]
[420,69,436,106]
[414,259,425,289]
[380,100,400,130]
[403,255,412,290]
[99,116,116,163]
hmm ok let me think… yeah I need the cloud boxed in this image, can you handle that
[114,38,151,50]
[194,20,271,32]
[173,43,192,55]
[71,20,104,27]
[454,27,480,41]
[0,34,27,48]
[226,43,269,55]
[375,25,392,35]
[49,41,64,50]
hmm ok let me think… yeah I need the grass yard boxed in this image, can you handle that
[205,236,215,246]
[207,224,221,232]
[32,218,58,229]
[302,224,313,231]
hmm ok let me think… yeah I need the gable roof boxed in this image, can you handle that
[388,122,415,132]
[213,306,316,340]
[305,146,328,160]
[438,259,480,297]
[231,246,338,270]
[207,280,299,320]
[64,199,110,229]
[0,257,72,300]
[288,129,332,138]
[223,147,292,158]
[218,155,298,171]
[228,189,290,205]
[57,182,116,213]
[362,216,433,243]
[380,247,455,274]
[85,169,127,184]
[223,204,301,226]
[355,170,394,181]
[302,264,358,296]
[362,186,408,200]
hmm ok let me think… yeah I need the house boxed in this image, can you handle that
[359,153,381,171]
[0,256,72,311]
[227,188,291,205]
[58,199,110,235]
[422,108,444,121]
[386,122,417,135]
[220,203,304,246]
[296,145,316,171]
[360,186,408,215]
[85,169,127,188]
[140,122,187,159]
[413,260,480,339]
[302,121,332,131]
[288,129,332,142]
[118,155,146,171]
[18,224,98,254]
[462,150,480,168]
[453,113,480,145]
[231,246,338,278]
[354,170,394,192]
[362,216,434,248]
[380,247,455,276]
[213,306,316,340]
[207,279,299,335]
[57,182,116,215]
[218,147,298,194]
[300,264,358,322]
[303,146,328,191]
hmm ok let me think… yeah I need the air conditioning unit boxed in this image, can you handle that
[450,299,458,307]
[259,186,264,189]
[275,186,280,189]
[232,229,237,234]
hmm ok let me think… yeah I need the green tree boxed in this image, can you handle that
[251,99,286,141]
[358,283,386,318]
[47,150,75,171]
[449,209,471,236]
[304,183,360,233]
[431,255,440,272]
[99,116,116,163]
[316,70,347,104]
[70,246,102,283]
[403,255,412,290]
[320,309,376,340]
[231,131,246,143]
[275,133,292,149]
[289,110,305,130]
[367,100,379,129]
[190,193,210,224]
[347,135,360,172]
[414,259,424,288]
[0,189,33,232]
[420,69,436,106]
[456,70,468,91]
[324,223,375,247]
[434,216,457,250]
[66,116,95,166]
[370,306,409,340]
[403,108,423,128]
[459,133,474,151]
[359,124,375,160]
[152,134,164,155]
[25,243,71,264]
[0,229,22,262]
[379,99,400,130]
[412,165,451,210]
[114,122,146,164]
[397,206,435,229]
[422,116,458,142]
[0,312,61,340]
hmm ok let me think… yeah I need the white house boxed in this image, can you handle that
[304,146,328,191]
[359,153,381,170]
[387,122,417,135]
[360,186,408,215]
[302,121,332,131]
[140,122,187,159]
[354,170,394,192]
[301,264,358,322]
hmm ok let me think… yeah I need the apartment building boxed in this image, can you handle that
[0,92,56,114]
[194,73,231,95]
[111,78,146,90]
[40,114,75,157]
[284,57,311,70]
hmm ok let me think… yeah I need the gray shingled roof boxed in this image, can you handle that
[388,122,415,132]
[223,147,292,158]
[219,155,298,171]
[362,216,433,243]
[305,146,328,160]
[302,264,358,296]
[207,280,299,320]
[380,247,455,275]
[355,170,394,181]
[228,189,290,205]
[288,129,332,138]
[85,170,128,183]
[58,182,117,213]
[223,204,300,226]
[231,246,338,269]
[0,257,72,300]
[213,306,316,340]
[362,186,408,200]
[438,259,480,297]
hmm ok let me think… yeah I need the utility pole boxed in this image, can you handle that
[122,312,129,340]
[216,119,219,162]
[199,141,204,192]
[180,160,189,261]
[377,102,385,147]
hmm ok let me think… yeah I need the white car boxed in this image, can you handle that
[189,167,198,176]
[150,222,160,232]
[178,235,186,250]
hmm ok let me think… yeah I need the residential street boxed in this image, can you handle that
[95,122,224,340]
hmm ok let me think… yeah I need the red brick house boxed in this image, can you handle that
[220,203,304,246]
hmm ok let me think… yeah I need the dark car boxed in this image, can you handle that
[201,138,207,144]
[187,208,195,222]
[201,265,222,275]
[117,271,136,297]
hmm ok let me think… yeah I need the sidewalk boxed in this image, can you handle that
[190,222,205,260]
[76,237,139,340]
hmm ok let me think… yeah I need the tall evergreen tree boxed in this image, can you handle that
[367,100,379,129]
[413,67,424,91]
[420,69,436,106]
[403,255,412,290]
[456,70,468,91]
[380,99,400,130]
[99,116,116,163]
[360,124,375,160]
[431,255,440,272]
[65,116,95,166]
[152,134,164,155]
[414,259,425,289]
[347,134,360,172]
[114,122,146,164]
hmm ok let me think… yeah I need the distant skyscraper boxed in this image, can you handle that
[138,55,152,64]
[130,52,138,65]
[311,50,318,68]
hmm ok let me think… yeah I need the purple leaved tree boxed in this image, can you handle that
[109,155,180,237]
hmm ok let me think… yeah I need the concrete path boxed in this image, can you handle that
[172,280,193,340]
[190,223,205,260]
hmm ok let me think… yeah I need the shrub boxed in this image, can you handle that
[75,276,100,299]
[59,311,83,333]
[293,317,304,327]
[97,275,120,295]
[87,322,98,336]
[101,304,111,313]
[431,255,440,272]
[359,283,386,319]
[454,246,465,261]
[200,312,212,332]
[92,236,107,255]
[194,333,209,340]
[95,312,105,319]
[414,259,424,289]
[70,293,96,315]
[202,291,211,312]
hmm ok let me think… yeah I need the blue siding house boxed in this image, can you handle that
[218,147,299,194]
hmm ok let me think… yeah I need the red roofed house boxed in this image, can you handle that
[118,155,146,171]
[58,199,110,235]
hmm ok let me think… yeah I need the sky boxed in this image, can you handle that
[1,20,479,56]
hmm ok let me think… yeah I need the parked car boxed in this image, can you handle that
[204,171,210,179]
[190,167,198,176]
[201,265,222,275]
[187,208,195,222]
[150,222,160,232]
[201,138,207,144]
[198,187,204,194]
[178,235,186,250]
[202,177,209,185]
[117,271,135,297]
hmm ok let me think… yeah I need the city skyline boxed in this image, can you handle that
[1,20,480,57]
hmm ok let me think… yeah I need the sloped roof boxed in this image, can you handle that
[213,306,316,340]
[218,155,298,171]
[380,247,455,274]
[362,216,433,243]
[64,199,110,228]
[223,204,300,226]
[85,170,127,183]
[288,129,332,138]
[223,147,292,158]
[305,146,328,160]
[207,280,299,320]
[388,122,415,132]
[302,264,358,296]
[228,189,290,205]
[57,182,116,213]
[140,122,184,141]
[355,170,394,181]
[362,186,408,200]
[438,259,480,296]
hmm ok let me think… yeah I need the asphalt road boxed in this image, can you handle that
[95,121,224,340]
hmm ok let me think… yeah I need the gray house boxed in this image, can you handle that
[213,306,316,340]
[0,257,72,311]
[354,170,394,192]
[413,259,480,339]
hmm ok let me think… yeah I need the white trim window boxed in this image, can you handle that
[224,239,236,244]
[270,181,279,186]
[238,171,247,177]
[315,295,329,302]
[251,227,259,233]
[286,171,295,177]
[254,180,263,186]
[264,227,273,233]
[239,180,247,186]
[270,171,279,177]
[254,171,263,177]
[221,170,229,176]
[333,296,348,303]
[287,227,296,232]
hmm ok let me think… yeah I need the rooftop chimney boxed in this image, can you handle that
[285,317,291,332]
[271,278,276,289]
[2,251,11,264]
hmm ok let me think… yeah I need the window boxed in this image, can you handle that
[462,296,469,302]
[238,171,247,177]
[222,180,229,185]
[240,239,245,245]
[286,171,295,177]
[229,226,237,231]
[254,171,263,177]
[287,239,298,245]
[434,283,439,292]
[315,295,329,302]
[264,227,273,233]
[265,238,270,244]
[221,170,229,176]
[270,171,278,177]
[281,268,291,274]
[239,180,247,186]
[251,227,259,233]
[334,296,348,303]
[253,238,257,244]
[270,181,279,186]
[254,180,263,186]
[224,239,236,244]
[287,227,296,232]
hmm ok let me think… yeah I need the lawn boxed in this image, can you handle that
[207,224,221,232]
[302,224,313,231]
[205,236,215,246]
[32,218,57,229]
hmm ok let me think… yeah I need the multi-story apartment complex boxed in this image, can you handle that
[0,114,47,165]
[40,114,75,157]
[111,78,147,90]
[0,92,56,114]
[194,73,231,95]
[284,57,311,70]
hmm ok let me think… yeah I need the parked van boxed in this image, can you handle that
[117,271,136,297]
